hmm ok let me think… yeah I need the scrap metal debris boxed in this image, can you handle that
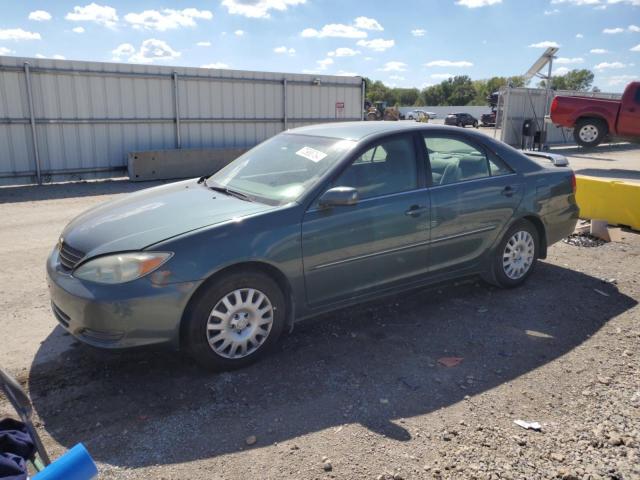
[438,357,464,368]
[563,233,606,247]
[514,419,542,431]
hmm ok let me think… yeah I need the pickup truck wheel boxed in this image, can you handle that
[184,270,286,370]
[574,118,607,148]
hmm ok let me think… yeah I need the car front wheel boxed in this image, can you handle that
[184,270,286,370]
[484,220,539,288]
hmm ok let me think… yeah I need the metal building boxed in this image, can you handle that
[0,56,364,186]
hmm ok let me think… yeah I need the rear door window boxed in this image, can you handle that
[424,136,512,185]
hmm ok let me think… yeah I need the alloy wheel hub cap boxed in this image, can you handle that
[206,288,274,359]
[503,231,535,280]
[579,125,598,142]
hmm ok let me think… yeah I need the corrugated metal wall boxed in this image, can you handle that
[0,56,363,185]
[499,87,622,147]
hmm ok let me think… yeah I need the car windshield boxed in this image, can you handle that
[208,134,356,205]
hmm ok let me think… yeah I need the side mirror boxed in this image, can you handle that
[318,186,359,208]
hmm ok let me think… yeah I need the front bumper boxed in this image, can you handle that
[46,248,199,349]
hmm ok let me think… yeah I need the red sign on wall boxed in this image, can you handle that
[335,101,345,118]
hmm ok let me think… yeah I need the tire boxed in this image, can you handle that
[473,120,479,128]
[184,270,286,370]
[573,118,607,148]
[366,112,378,121]
[457,121,463,128]
[483,220,539,289]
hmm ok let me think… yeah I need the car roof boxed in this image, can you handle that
[286,121,467,141]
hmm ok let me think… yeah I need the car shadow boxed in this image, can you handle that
[0,179,166,204]
[28,262,636,468]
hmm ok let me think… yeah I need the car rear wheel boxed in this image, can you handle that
[473,120,479,128]
[484,220,539,288]
[457,121,463,127]
[574,118,607,148]
[184,270,286,370]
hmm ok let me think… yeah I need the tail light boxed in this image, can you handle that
[550,97,559,115]
[571,173,577,193]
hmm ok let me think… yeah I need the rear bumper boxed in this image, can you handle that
[46,248,198,349]
[544,203,580,247]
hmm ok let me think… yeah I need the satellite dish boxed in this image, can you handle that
[523,46,559,83]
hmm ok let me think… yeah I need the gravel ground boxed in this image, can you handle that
[1,180,639,480]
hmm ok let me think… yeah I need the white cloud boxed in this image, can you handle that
[456,0,502,7]
[590,48,608,53]
[550,0,601,4]
[301,24,367,38]
[356,38,395,51]
[335,70,357,76]
[196,41,211,47]
[629,25,640,32]
[607,74,636,86]
[202,62,230,69]
[28,10,52,21]
[594,61,627,69]
[111,43,135,58]
[274,46,296,55]
[544,8,561,14]
[0,28,41,41]
[553,66,571,75]
[327,47,360,57]
[411,28,426,37]
[52,54,66,60]
[221,0,306,19]
[234,29,245,36]
[631,44,640,51]
[72,26,85,33]
[124,8,212,31]
[66,3,118,28]
[425,59,473,67]
[389,75,405,81]
[528,40,560,48]
[576,33,584,38]
[353,16,383,31]
[603,27,624,34]
[431,73,453,79]
[555,57,584,64]
[0,47,14,55]
[112,39,180,63]
[316,57,334,70]
[378,61,407,72]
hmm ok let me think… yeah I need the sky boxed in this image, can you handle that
[0,0,638,92]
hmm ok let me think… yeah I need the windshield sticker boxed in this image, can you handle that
[296,146,327,163]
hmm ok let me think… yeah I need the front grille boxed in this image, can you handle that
[51,302,70,328]
[59,241,85,271]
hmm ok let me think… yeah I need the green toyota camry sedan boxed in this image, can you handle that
[47,122,578,370]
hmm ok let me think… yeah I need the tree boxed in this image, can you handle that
[539,69,594,91]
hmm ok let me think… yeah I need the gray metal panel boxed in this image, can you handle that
[0,56,363,185]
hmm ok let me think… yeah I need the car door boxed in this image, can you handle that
[301,133,430,307]
[423,133,523,273]
[617,84,640,137]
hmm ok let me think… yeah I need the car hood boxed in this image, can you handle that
[61,179,276,258]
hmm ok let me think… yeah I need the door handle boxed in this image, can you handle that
[405,205,428,217]
[501,185,516,197]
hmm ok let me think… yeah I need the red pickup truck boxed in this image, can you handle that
[549,81,640,148]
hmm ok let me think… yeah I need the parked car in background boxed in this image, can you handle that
[445,112,479,128]
[407,109,437,120]
[481,111,497,127]
[549,81,640,148]
[47,122,578,370]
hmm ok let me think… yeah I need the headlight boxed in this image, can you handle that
[73,252,172,284]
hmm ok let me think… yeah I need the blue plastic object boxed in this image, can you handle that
[33,443,97,480]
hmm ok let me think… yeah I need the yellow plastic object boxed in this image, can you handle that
[575,175,640,231]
